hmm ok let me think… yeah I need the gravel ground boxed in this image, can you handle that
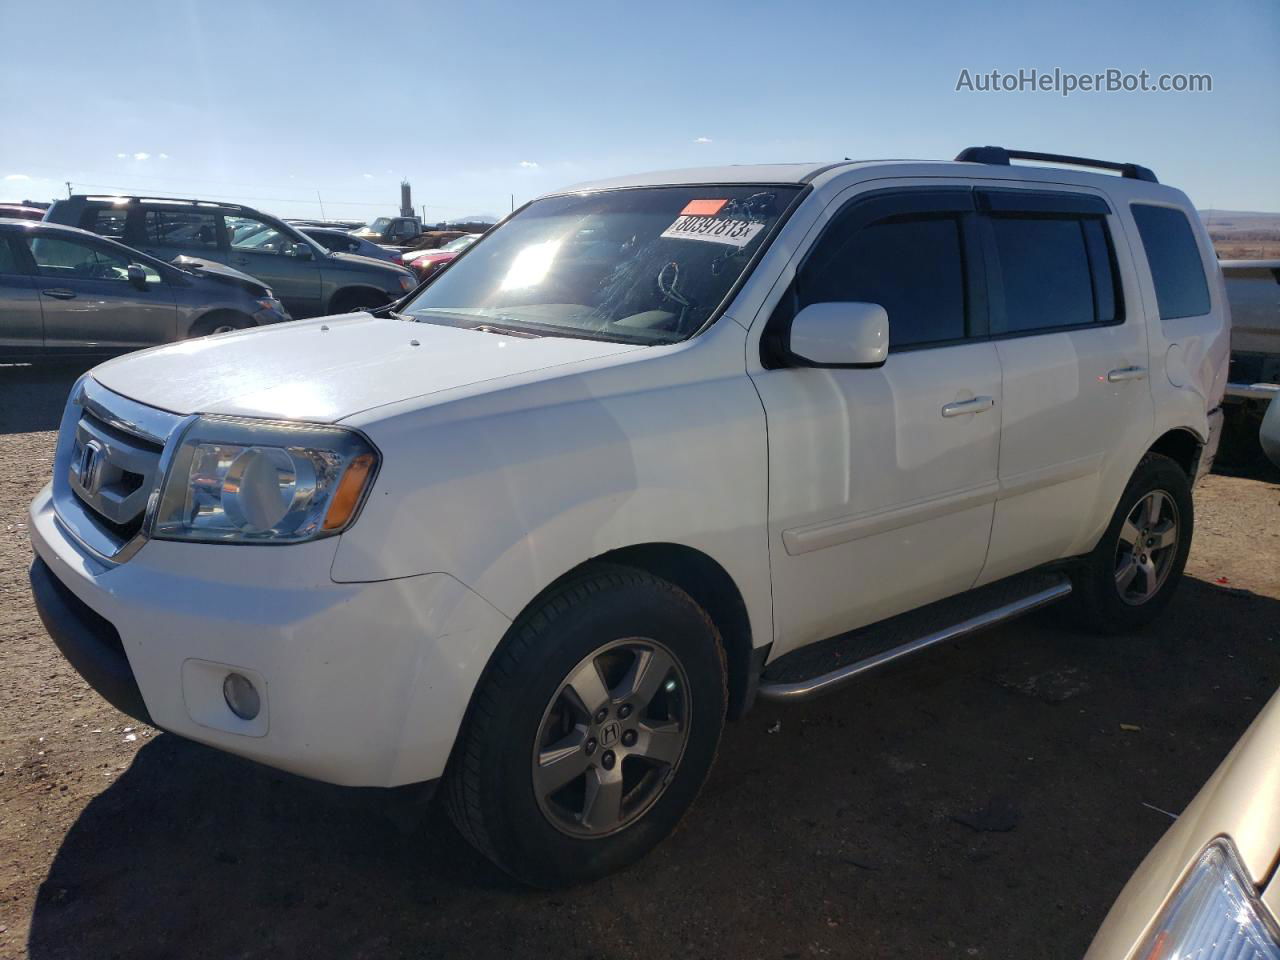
[1,362,1277,960]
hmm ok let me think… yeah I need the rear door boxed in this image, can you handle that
[222,213,323,317]
[19,232,177,352]
[133,207,226,265]
[0,235,44,354]
[975,185,1154,584]
[751,187,1003,655]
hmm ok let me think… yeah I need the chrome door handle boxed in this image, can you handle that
[1107,366,1147,383]
[941,396,995,418]
[41,289,76,300]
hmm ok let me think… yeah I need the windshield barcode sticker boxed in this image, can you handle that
[660,215,764,248]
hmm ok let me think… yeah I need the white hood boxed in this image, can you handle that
[91,313,640,423]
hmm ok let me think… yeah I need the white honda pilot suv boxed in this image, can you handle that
[29,147,1228,886]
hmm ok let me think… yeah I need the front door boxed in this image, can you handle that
[973,184,1155,584]
[751,187,1002,656]
[20,233,176,352]
[222,213,322,318]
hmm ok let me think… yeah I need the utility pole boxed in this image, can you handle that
[316,191,327,220]
[65,181,72,198]
[511,194,515,213]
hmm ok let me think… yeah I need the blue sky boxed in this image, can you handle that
[1,0,1276,221]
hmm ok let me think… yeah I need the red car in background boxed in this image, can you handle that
[404,233,480,281]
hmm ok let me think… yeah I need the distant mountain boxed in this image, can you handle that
[449,214,499,225]
[1200,209,1280,222]
[1198,209,1280,260]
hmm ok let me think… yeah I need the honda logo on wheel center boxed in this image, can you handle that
[600,721,620,747]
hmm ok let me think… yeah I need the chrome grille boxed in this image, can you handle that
[69,410,163,537]
[52,378,187,564]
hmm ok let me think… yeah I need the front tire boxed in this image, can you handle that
[445,564,727,887]
[1071,453,1194,633]
[189,312,251,338]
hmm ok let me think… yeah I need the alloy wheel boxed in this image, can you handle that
[1114,489,1180,606]
[532,638,690,838]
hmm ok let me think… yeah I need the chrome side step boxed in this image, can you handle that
[756,578,1072,703]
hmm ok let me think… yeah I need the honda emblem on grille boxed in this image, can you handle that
[77,439,105,496]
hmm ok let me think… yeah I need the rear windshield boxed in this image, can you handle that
[401,185,801,344]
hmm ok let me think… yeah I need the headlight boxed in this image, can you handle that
[398,274,417,292]
[152,416,378,544]
[1137,840,1280,959]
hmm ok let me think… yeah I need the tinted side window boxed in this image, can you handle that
[799,215,967,348]
[1130,204,1211,320]
[0,238,21,274]
[85,207,130,239]
[225,214,291,255]
[25,235,129,279]
[143,210,221,251]
[989,217,1103,333]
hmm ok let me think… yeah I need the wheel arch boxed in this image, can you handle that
[1147,427,1204,479]
[327,284,391,313]
[187,308,254,337]
[492,543,761,723]
[594,543,760,720]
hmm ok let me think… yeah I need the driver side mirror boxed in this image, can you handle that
[787,301,889,368]
[126,263,149,291]
[285,242,313,260]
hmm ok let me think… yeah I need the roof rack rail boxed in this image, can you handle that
[954,146,1158,183]
[73,193,254,212]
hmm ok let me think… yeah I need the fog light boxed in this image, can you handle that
[222,673,261,720]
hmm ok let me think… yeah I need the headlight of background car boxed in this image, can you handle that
[152,416,378,544]
[1137,839,1280,960]
[398,274,417,292]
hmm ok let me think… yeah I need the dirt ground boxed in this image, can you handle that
[1,362,1278,960]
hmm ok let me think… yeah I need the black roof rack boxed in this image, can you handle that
[76,194,256,212]
[954,146,1158,183]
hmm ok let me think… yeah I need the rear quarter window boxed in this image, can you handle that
[85,207,130,239]
[144,210,222,252]
[1130,204,1211,320]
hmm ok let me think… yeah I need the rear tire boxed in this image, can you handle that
[445,564,727,887]
[1071,453,1194,633]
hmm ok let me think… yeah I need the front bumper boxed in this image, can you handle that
[28,483,510,787]
[30,554,151,725]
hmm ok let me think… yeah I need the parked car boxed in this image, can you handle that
[28,146,1227,887]
[404,229,469,252]
[1085,684,1280,958]
[299,227,404,264]
[351,215,425,247]
[0,218,288,359]
[1261,386,1280,468]
[286,218,366,231]
[45,196,416,319]
[1221,258,1279,440]
[0,203,46,222]
[403,233,479,281]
